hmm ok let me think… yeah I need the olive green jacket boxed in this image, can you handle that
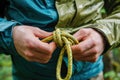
[0,0,119,80]
[55,0,120,51]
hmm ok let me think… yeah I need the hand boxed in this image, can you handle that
[71,28,104,62]
[12,25,56,63]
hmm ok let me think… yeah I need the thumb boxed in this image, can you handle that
[49,42,57,53]
[33,27,52,39]
[73,29,89,41]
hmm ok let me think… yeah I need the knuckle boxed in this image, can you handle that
[48,49,52,54]
[92,41,96,46]
[44,60,49,63]
[90,60,95,62]
[47,48,53,55]
[42,60,49,64]
[77,45,82,52]
[74,56,80,61]
[88,55,98,62]
[47,56,52,61]
[25,51,34,59]
[34,27,41,32]
[90,59,96,62]
[25,57,33,62]
[27,42,34,49]
[34,59,48,64]
[25,39,34,49]
[92,56,98,62]
[48,55,52,59]
[34,27,39,30]
[79,29,87,34]
[93,48,98,53]
[90,38,96,46]
[42,56,51,63]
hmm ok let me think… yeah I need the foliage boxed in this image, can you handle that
[104,71,120,80]
[113,48,120,64]
[0,54,12,80]
[104,48,120,80]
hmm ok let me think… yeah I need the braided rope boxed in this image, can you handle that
[41,29,79,80]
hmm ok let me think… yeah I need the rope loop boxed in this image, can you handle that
[41,29,79,80]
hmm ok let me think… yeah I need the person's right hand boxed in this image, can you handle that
[12,25,56,63]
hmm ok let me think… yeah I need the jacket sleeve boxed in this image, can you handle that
[92,0,120,51]
[0,0,21,55]
[0,18,21,55]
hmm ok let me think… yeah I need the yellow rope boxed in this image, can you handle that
[41,29,79,80]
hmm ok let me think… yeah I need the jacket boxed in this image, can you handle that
[0,0,120,80]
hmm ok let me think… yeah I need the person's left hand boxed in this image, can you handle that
[71,28,105,62]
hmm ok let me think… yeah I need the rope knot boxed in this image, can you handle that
[41,29,79,80]
[53,29,78,47]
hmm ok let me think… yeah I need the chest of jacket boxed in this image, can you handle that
[55,0,104,33]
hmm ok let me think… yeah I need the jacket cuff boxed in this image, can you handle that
[0,20,21,55]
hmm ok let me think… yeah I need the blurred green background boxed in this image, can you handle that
[0,48,120,80]
[0,54,12,80]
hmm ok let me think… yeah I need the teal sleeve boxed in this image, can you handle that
[0,18,21,55]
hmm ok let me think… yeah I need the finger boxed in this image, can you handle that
[28,38,56,55]
[78,47,98,57]
[26,56,50,63]
[73,48,99,62]
[33,27,52,38]
[30,50,51,63]
[72,38,95,54]
[49,42,57,52]
[32,58,50,63]
[73,29,90,41]
[24,50,51,63]
[26,38,50,54]
[37,41,56,55]
[73,53,98,62]
[78,55,99,62]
